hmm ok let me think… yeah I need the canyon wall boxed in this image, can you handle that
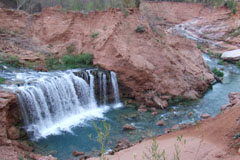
[0,3,214,107]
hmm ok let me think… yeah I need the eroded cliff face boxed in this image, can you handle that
[0,4,214,107]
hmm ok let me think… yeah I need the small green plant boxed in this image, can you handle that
[66,43,76,54]
[143,137,166,160]
[206,50,222,59]
[0,28,7,34]
[91,32,99,39]
[121,6,129,17]
[0,77,5,84]
[45,57,63,70]
[135,25,145,33]
[217,59,224,65]
[212,67,224,77]
[234,133,240,140]
[0,55,22,68]
[172,135,187,160]
[92,120,111,160]
[227,0,237,14]
[19,155,24,160]
[236,60,240,67]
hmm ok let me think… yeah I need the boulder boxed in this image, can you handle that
[201,113,211,119]
[229,92,240,105]
[72,150,85,157]
[114,138,132,152]
[123,124,136,131]
[156,120,165,126]
[221,49,240,61]
[7,126,20,140]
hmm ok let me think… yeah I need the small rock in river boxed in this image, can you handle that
[123,124,136,131]
[156,120,164,126]
[72,150,85,157]
[201,113,211,119]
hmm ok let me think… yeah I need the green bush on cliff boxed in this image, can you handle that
[0,77,5,84]
[0,55,22,68]
[62,53,93,68]
[46,53,93,70]
[45,57,63,70]
[212,67,224,77]
[135,25,145,33]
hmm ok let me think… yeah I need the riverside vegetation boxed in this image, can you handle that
[45,53,93,70]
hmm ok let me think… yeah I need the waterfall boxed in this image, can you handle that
[12,70,122,139]
[103,73,107,105]
[111,71,120,103]
[98,72,103,104]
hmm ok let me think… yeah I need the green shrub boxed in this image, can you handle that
[135,25,145,33]
[207,50,222,59]
[217,59,224,65]
[236,60,240,67]
[45,57,63,70]
[91,32,99,39]
[0,77,5,84]
[227,0,237,14]
[46,53,93,70]
[62,53,93,68]
[212,67,224,77]
[0,55,22,68]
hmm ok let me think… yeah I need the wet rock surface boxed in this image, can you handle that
[201,113,211,119]
[123,124,136,131]
[113,138,132,152]
[156,120,165,126]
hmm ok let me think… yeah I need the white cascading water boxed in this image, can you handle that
[98,72,103,104]
[14,70,121,140]
[110,71,120,103]
[110,71,122,108]
[103,73,107,105]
